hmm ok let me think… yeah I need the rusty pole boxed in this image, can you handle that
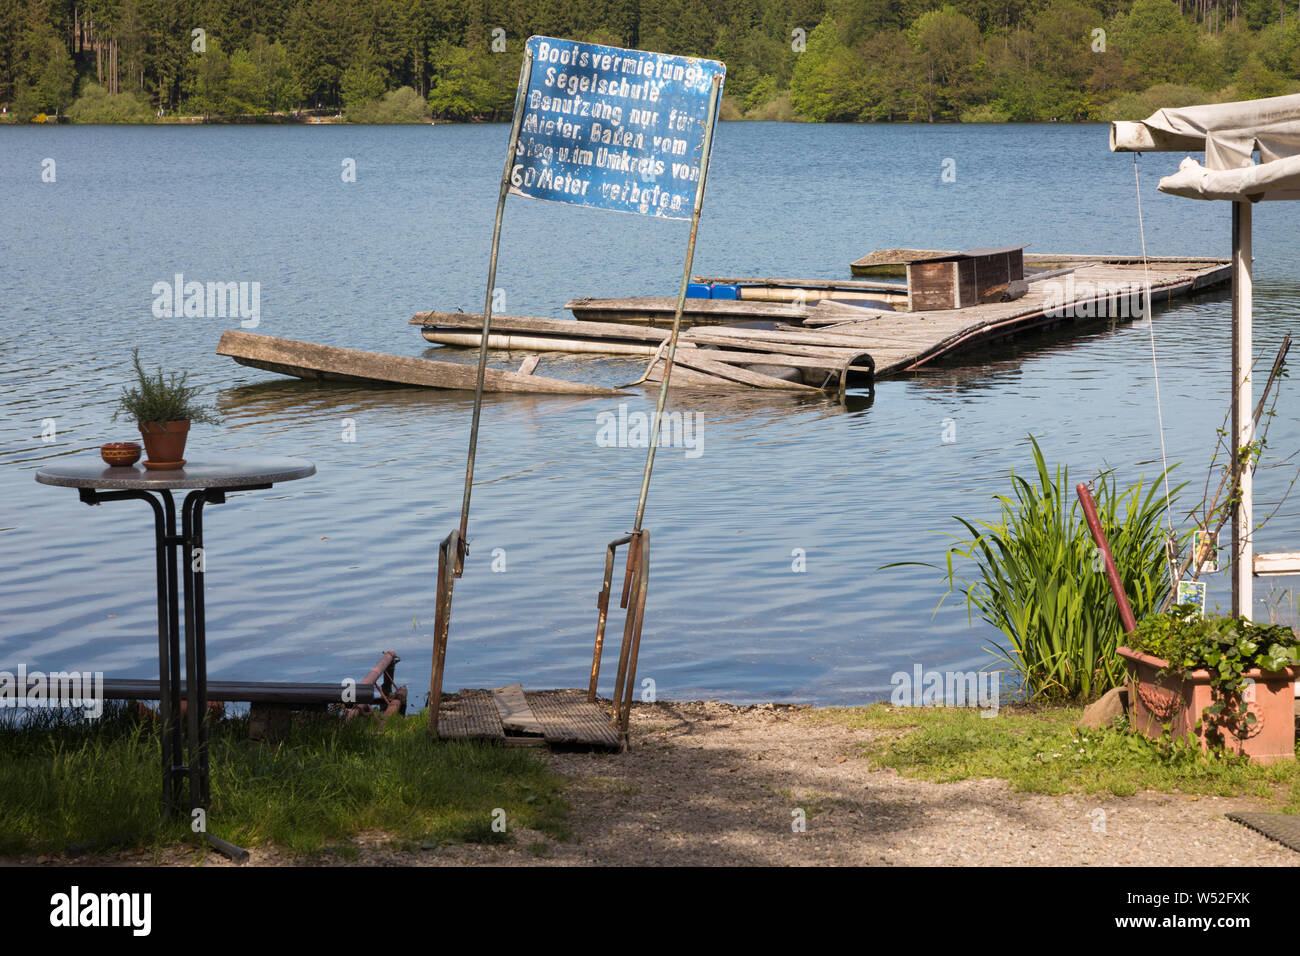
[1076,482,1138,634]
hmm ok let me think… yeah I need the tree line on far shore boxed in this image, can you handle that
[3,0,1300,124]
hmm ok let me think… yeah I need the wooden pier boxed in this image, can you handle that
[412,255,1230,394]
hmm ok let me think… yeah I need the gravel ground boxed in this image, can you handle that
[15,700,1299,866]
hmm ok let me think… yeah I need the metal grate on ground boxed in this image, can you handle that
[1226,812,1300,853]
[525,689,622,750]
[437,690,504,741]
[436,687,622,751]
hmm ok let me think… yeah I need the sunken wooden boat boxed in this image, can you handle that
[216,330,619,395]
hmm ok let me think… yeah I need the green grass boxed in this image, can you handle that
[809,704,1300,804]
[0,705,568,857]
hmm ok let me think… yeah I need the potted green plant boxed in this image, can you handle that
[114,348,221,469]
[1119,606,1299,763]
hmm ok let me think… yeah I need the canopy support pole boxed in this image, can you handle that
[1231,199,1253,618]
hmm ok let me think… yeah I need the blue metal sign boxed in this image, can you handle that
[509,36,725,220]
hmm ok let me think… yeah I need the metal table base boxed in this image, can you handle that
[78,484,266,860]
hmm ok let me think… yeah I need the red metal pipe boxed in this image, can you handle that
[360,650,398,690]
[1076,482,1138,634]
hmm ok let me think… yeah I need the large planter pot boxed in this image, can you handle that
[1117,645,1297,763]
[138,420,190,469]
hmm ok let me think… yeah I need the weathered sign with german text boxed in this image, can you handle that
[509,36,725,220]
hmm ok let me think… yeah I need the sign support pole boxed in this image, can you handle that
[1231,199,1253,618]
[631,73,723,533]
[429,50,533,736]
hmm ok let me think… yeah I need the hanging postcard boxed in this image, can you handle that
[1194,529,1219,574]
[509,36,725,219]
[1176,578,1208,614]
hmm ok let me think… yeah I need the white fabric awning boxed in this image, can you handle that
[1110,93,1300,202]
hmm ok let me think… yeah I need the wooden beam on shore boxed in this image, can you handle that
[216,330,620,395]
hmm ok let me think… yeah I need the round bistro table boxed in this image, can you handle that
[35,457,315,858]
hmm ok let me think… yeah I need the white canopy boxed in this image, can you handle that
[1111,93,1300,201]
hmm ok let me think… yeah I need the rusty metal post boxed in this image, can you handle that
[617,531,650,737]
[1076,483,1138,634]
[428,530,459,736]
[608,530,651,737]
[590,535,632,701]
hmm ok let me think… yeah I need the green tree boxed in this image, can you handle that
[789,19,867,121]
[1113,0,1201,85]
[66,82,155,122]
[249,35,302,113]
[14,22,75,119]
[226,48,264,114]
[426,43,496,119]
[188,36,231,117]
[909,6,983,121]
[341,55,386,108]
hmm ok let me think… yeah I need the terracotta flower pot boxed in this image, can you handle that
[1117,645,1297,763]
[138,420,190,468]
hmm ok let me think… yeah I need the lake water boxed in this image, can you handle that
[1,122,1298,705]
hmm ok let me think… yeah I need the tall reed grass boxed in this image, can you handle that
[938,437,1182,700]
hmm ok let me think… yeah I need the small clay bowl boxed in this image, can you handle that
[101,442,142,467]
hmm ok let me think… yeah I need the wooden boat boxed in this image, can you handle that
[216,330,620,395]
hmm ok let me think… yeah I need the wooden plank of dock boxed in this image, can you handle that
[217,330,619,395]
[411,310,668,356]
[851,248,1230,277]
[693,275,906,293]
[857,259,1230,375]
[566,295,816,325]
